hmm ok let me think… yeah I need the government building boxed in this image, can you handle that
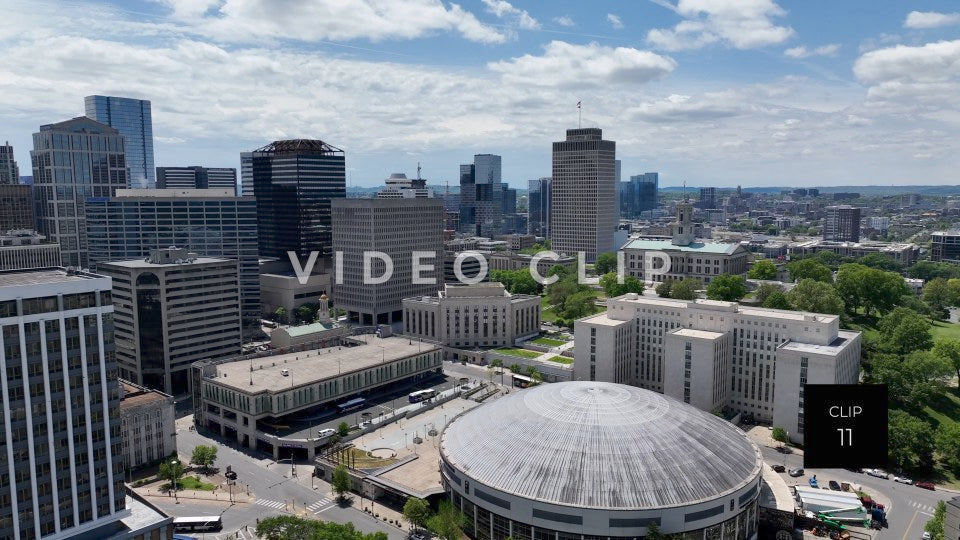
[440,382,763,540]
[574,294,861,443]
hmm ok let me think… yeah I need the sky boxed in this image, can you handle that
[0,0,959,188]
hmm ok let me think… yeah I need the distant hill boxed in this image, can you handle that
[660,185,960,196]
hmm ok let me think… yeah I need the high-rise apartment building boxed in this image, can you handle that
[156,166,237,190]
[931,231,960,262]
[823,205,861,242]
[0,267,125,538]
[551,128,616,261]
[527,177,551,237]
[239,152,253,197]
[31,117,128,268]
[0,184,34,231]
[575,294,861,444]
[0,141,19,184]
[85,188,260,334]
[332,197,444,325]
[84,95,155,189]
[99,247,242,396]
[251,139,346,261]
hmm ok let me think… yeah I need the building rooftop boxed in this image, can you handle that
[0,268,102,288]
[277,321,340,337]
[209,335,439,393]
[621,238,742,255]
[254,139,343,154]
[671,328,725,340]
[778,330,859,355]
[440,381,762,510]
[101,255,230,269]
[120,380,173,410]
[114,188,237,198]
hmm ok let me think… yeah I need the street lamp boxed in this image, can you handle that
[170,459,180,504]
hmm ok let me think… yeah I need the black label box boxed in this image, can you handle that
[803,384,887,469]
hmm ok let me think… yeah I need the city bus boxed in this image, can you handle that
[172,516,223,533]
[408,389,437,403]
[336,397,366,413]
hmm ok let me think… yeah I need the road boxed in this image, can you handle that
[760,445,955,540]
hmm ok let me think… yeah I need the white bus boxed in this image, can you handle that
[172,516,223,533]
[408,389,437,403]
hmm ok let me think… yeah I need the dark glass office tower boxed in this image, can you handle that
[250,139,346,261]
[156,166,237,190]
[527,177,551,237]
[459,163,476,234]
[84,95,154,189]
[0,141,19,184]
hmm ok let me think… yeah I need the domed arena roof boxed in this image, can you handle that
[440,381,762,510]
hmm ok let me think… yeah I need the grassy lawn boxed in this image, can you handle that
[540,296,559,323]
[494,348,542,359]
[931,320,960,341]
[331,447,398,470]
[163,476,216,491]
[531,337,567,347]
[545,356,573,365]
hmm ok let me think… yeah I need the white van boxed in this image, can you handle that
[317,428,336,438]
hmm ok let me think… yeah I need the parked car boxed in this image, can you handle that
[788,468,804,477]
[772,464,786,473]
[409,533,427,540]
[867,469,890,479]
[923,532,932,540]
[894,476,913,485]
[915,481,935,491]
[828,480,841,491]
[776,446,793,454]
[317,428,336,438]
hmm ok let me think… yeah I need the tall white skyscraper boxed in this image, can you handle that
[84,95,155,189]
[550,128,616,262]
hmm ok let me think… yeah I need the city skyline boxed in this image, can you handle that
[0,1,958,187]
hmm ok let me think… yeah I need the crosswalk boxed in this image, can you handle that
[255,498,287,510]
[307,497,334,512]
[908,500,935,515]
[216,529,256,540]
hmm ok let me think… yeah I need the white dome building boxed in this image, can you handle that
[439,381,763,540]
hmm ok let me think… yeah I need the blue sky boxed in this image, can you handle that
[1,0,959,187]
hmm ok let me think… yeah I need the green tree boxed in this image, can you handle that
[655,280,673,298]
[490,358,505,385]
[491,269,541,295]
[762,291,793,310]
[189,444,218,474]
[935,423,960,471]
[337,421,350,437]
[771,426,788,448]
[561,290,598,320]
[428,500,468,540]
[786,279,844,315]
[787,258,832,283]
[753,283,783,304]
[836,264,909,315]
[255,515,388,540]
[923,278,954,313]
[747,259,778,280]
[924,500,946,540]
[509,363,522,374]
[158,458,185,493]
[706,274,748,302]
[888,410,935,471]
[332,464,351,502]
[933,339,960,387]
[859,253,903,273]
[873,351,953,410]
[595,252,618,275]
[670,278,702,300]
[273,306,287,323]
[878,307,933,356]
[296,304,316,323]
[402,497,432,532]
[599,273,644,298]
[909,260,960,281]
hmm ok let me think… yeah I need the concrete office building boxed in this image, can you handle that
[332,197,444,325]
[931,231,960,262]
[118,380,176,470]
[440,381,763,540]
[251,139,346,261]
[621,202,750,284]
[377,173,431,198]
[156,166,237,190]
[0,230,61,271]
[193,335,442,459]
[240,151,253,197]
[789,239,919,266]
[260,270,331,316]
[0,184,34,231]
[84,95,154,189]
[402,283,540,350]
[823,205,861,242]
[575,294,861,444]
[0,141,19,184]
[99,247,242,397]
[551,128,616,262]
[85,188,260,334]
[31,117,129,268]
[0,268,125,538]
[527,177,551,237]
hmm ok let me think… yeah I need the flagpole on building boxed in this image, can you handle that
[577,100,582,128]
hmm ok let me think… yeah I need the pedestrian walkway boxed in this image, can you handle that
[216,528,258,540]
[306,497,333,512]
[255,498,287,510]
[908,500,936,516]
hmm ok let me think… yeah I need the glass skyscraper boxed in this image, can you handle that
[31,117,129,268]
[458,154,503,237]
[0,141,19,184]
[84,95,155,189]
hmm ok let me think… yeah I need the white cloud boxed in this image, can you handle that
[784,43,840,58]
[487,41,676,87]
[159,0,509,44]
[854,40,960,84]
[904,11,960,29]
[647,0,794,51]
[553,16,575,27]
[481,0,539,30]
[607,14,624,29]
[628,93,756,122]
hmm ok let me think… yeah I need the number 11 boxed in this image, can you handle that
[837,428,852,446]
